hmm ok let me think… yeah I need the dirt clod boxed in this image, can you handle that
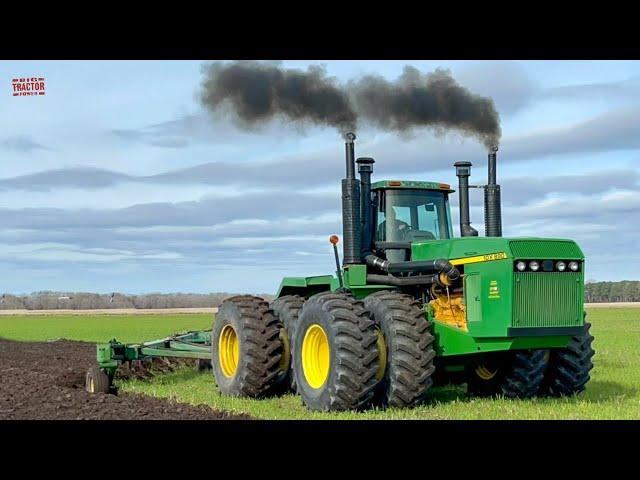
[0,338,250,420]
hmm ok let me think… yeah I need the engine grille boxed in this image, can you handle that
[512,272,583,328]
[509,240,583,259]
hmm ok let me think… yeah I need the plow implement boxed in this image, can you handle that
[86,330,212,394]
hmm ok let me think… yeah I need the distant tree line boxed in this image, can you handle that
[0,291,275,310]
[1,282,637,309]
[585,281,640,303]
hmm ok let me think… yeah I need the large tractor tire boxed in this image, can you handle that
[211,295,283,398]
[542,322,595,397]
[364,291,435,408]
[293,292,379,411]
[466,349,549,399]
[270,294,304,393]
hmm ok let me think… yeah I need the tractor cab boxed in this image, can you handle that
[371,180,454,262]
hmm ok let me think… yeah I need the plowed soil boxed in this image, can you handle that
[0,338,249,420]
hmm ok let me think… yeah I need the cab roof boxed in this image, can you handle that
[372,180,454,193]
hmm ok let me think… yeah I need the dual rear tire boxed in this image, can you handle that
[292,292,379,411]
[211,295,284,398]
[211,290,437,411]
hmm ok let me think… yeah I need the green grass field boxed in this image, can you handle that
[1,308,639,419]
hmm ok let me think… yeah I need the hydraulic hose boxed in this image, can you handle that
[364,254,460,282]
[367,274,441,287]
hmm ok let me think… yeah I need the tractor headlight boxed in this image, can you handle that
[556,261,566,272]
[529,261,540,271]
[569,261,579,272]
[516,261,527,271]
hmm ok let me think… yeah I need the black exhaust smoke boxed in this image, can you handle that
[199,61,357,133]
[198,61,504,259]
[199,62,501,148]
[349,67,501,149]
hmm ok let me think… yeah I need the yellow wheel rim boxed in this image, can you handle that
[219,324,240,378]
[475,364,498,380]
[375,328,387,382]
[88,377,95,393]
[301,324,330,389]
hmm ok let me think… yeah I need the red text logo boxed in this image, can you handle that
[12,77,46,96]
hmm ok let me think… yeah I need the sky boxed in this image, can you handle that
[1,60,639,294]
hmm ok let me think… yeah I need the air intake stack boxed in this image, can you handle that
[357,156,375,257]
[454,161,478,237]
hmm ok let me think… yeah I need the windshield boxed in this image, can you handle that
[376,189,451,242]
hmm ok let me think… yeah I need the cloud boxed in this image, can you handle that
[0,135,49,152]
[544,75,640,100]
[1,177,638,290]
[0,167,133,191]
[109,112,305,149]
[3,101,640,194]
[0,191,339,230]
[456,61,539,115]
[499,169,640,205]
[503,107,640,160]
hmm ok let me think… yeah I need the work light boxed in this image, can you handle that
[529,261,540,271]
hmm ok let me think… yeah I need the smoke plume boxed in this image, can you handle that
[199,62,501,148]
[350,67,501,148]
[199,61,357,133]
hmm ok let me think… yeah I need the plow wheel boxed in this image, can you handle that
[364,291,435,408]
[466,349,549,399]
[211,295,283,398]
[197,359,212,372]
[271,294,304,393]
[85,366,111,394]
[541,322,595,397]
[293,292,379,411]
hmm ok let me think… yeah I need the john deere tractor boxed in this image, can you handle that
[87,133,595,412]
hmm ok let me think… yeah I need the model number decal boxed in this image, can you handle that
[451,252,507,266]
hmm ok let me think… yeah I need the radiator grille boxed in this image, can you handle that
[513,272,583,328]
[509,240,583,259]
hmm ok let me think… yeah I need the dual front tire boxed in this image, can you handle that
[466,322,595,398]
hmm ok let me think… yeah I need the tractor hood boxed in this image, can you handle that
[411,237,585,264]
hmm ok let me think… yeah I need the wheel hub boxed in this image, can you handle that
[475,364,498,380]
[301,324,330,389]
[219,324,240,378]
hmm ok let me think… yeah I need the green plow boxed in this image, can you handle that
[86,330,212,394]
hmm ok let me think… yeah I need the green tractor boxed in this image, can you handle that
[87,133,595,412]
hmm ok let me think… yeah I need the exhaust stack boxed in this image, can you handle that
[454,161,478,237]
[342,133,362,264]
[484,145,502,237]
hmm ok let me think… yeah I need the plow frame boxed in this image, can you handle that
[97,330,212,376]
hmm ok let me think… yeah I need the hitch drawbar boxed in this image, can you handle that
[86,330,213,394]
